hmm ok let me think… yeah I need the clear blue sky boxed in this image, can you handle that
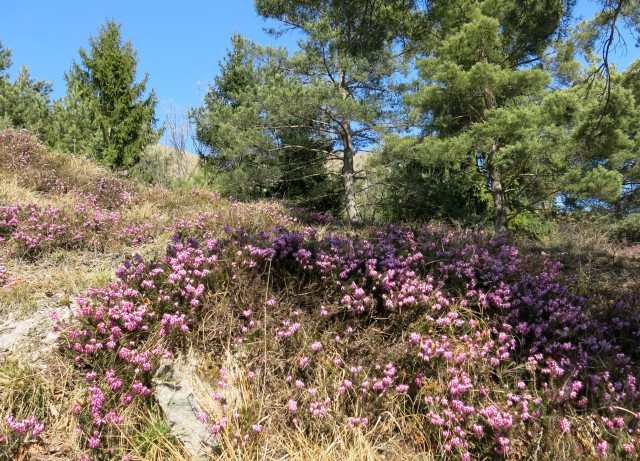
[0,0,638,140]
[0,0,299,139]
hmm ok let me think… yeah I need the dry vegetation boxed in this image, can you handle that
[0,129,638,460]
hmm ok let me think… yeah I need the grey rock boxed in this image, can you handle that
[153,356,216,460]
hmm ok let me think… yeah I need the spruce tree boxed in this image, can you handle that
[52,73,102,157]
[64,20,160,169]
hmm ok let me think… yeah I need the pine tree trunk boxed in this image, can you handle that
[480,72,507,233]
[339,69,360,225]
[342,138,361,224]
[487,149,508,234]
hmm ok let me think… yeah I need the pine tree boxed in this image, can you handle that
[192,35,338,210]
[64,20,161,169]
[558,62,640,215]
[0,40,11,78]
[252,1,402,223]
[390,0,571,232]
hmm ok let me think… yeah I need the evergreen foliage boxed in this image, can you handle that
[1,66,54,140]
[383,0,573,232]
[557,69,640,214]
[192,34,340,211]
[0,42,55,142]
[0,3,638,233]
[60,20,161,169]
[51,74,102,158]
[0,40,11,76]
[244,0,403,223]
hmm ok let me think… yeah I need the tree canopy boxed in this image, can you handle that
[2,2,639,233]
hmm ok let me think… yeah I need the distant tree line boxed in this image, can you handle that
[1,2,639,234]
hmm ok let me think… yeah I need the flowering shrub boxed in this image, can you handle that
[3,128,636,459]
[0,202,159,257]
[0,265,15,288]
[61,223,639,459]
[0,413,45,456]
[0,128,46,171]
[81,177,134,210]
[0,362,51,459]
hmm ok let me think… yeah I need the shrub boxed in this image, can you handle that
[0,128,46,172]
[611,213,640,243]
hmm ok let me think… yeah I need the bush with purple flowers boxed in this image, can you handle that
[1,134,638,459]
[61,222,639,459]
[0,202,161,257]
[0,362,52,459]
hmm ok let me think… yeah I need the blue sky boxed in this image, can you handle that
[1,0,638,142]
[0,1,297,108]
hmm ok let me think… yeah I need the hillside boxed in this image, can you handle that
[0,128,638,460]
[144,144,200,181]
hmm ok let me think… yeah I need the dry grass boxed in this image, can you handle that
[0,354,79,460]
[0,177,43,205]
[219,426,429,461]
[111,404,194,461]
[517,219,640,295]
[187,343,427,461]
[0,251,117,320]
[146,144,201,180]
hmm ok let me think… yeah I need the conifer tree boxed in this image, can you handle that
[52,73,101,157]
[0,41,55,142]
[0,40,11,78]
[558,62,640,215]
[64,20,160,169]
[249,1,402,223]
[192,35,338,210]
[387,0,571,232]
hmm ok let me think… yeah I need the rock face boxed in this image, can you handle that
[0,302,70,362]
[153,356,216,460]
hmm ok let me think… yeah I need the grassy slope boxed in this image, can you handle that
[0,129,638,460]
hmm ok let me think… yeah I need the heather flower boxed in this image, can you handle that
[5,414,45,437]
[287,399,298,413]
[0,266,15,288]
[597,441,608,456]
[43,207,639,457]
[309,401,328,417]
